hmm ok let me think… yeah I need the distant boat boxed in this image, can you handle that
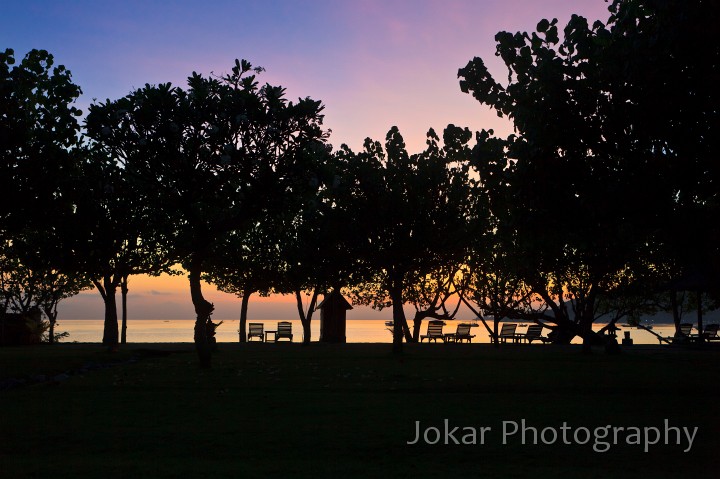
[385,321,394,327]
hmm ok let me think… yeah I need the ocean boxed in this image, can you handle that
[54,319,685,345]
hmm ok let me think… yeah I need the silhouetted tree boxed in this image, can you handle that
[405,265,464,342]
[1,49,83,241]
[203,220,280,342]
[273,151,370,343]
[66,147,177,348]
[86,60,329,367]
[1,234,91,343]
[0,49,90,342]
[606,0,720,337]
[457,235,536,346]
[457,1,717,347]
[346,126,474,353]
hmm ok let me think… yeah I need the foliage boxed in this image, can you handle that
[1,239,91,343]
[66,146,178,346]
[457,0,720,343]
[0,48,90,342]
[0,48,83,240]
[344,125,475,350]
[86,59,329,364]
[457,233,538,344]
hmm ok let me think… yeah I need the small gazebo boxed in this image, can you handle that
[667,267,720,341]
[317,290,353,343]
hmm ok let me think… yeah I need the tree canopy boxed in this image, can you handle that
[3,1,719,355]
[86,59,330,365]
[458,0,720,343]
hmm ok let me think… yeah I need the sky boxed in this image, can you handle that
[2,0,613,321]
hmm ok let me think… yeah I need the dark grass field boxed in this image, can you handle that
[2,342,719,478]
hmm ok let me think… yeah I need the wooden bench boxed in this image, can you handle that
[276,321,293,342]
[248,323,264,342]
[519,324,550,344]
[499,323,519,343]
[420,320,446,342]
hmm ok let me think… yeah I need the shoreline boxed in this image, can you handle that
[11,340,718,352]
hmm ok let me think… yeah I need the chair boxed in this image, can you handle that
[679,323,693,336]
[276,321,293,342]
[248,323,264,342]
[451,323,475,343]
[420,320,446,342]
[519,324,550,344]
[670,323,694,344]
[701,324,719,342]
[498,323,519,343]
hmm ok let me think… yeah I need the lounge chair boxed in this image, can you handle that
[420,320,445,342]
[701,324,719,342]
[449,323,476,343]
[669,323,694,344]
[248,323,264,342]
[276,321,293,342]
[519,324,550,344]
[498,323,519,343]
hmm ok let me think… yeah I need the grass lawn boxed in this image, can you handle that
[1,342,719,478]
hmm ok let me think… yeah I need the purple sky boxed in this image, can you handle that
[3,0,613,320]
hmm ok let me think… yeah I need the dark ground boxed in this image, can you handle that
[1,342,718,478]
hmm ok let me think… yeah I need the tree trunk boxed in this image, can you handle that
[302,319,311,344]
[120,274,128,344]
[412,316,422,342]
[541,308,577,345]
[493,315,500,347]
[389,278,407,354]
[696,290,704,343]
[671,291,682,335]
[238,289,251,343]
[95,275,119,350]
[401,320,412,342]
[189,258,213,368]
[44,306,57,344]
[48,317,55,344]
[458,295,494,342]
[579,306,595,354]
[295,289,319,344]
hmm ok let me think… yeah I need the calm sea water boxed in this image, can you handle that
[55,319,682,345]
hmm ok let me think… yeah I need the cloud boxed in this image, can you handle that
[148,290,173,296]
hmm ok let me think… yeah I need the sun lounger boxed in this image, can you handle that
[701,324,719,342]
[448,323,475,343]
[248,323,264,342]
[668,323,694,344]
[276,321,293,342]
[519,324,550,344]
[420,320,446,342]
[499,323,519,343]
[679,323,693,336]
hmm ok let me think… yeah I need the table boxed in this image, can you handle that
[265,330,277,343]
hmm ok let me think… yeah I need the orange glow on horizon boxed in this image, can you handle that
[126,272,296,304]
